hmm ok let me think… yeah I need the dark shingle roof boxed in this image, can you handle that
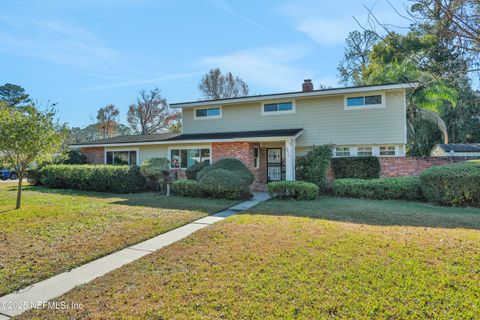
[437,143,480,153]
[72,129,304,146]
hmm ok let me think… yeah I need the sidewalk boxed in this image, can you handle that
[0,193,270,319]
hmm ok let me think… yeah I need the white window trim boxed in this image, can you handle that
[379,145,397,157]
[334,146,351,158]
[167,145,212,169]
[253,146,260,168]
[261,100,296,116]
[344,92,385,110]
[357,146,373,157]
[104,148,140,165]
[193,106,222,120]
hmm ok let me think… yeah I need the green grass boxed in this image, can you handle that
[21,197,480,319]
[0,182,236,296]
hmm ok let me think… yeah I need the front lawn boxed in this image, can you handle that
[22,197,480,319]
[0,182,235,296]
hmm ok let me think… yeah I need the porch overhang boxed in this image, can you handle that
[70,129,304,148]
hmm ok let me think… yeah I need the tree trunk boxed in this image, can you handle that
[16,175,23,209]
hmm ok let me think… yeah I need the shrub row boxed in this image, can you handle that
[332,176,424,201]
[420,160,480,207]
[331,156,380,180]
[40,165,145,193]
[267,181,319,200]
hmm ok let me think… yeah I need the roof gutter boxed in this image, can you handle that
[70,131,305,148]
[170,83,418,109]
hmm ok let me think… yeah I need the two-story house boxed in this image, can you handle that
[73,81,415,188]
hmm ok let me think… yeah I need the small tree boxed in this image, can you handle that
[296,144,333,189]
[140,157,170,191]
[0,83,30,108]
[0,106,64,209]
[96,104,120,138]
[127,88,179,135]
[198,68,249,100]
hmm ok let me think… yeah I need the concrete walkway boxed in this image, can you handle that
[0,193,270,319]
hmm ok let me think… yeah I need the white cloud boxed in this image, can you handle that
[0,15,119,70]
[206,0,263,29]
[278,0,410,46]
[200,46,326,92]
[78,72,201,92]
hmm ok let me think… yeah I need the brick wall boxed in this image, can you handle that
[379,157,470,177]
[212,142,266,191]
[326,156,478,183]
[80,147,104,164]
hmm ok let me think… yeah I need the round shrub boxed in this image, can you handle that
[332,177,424,201]
[420,161,480,207]
[296,144,333,189]
[197,158,254,185]
[199,169,250,200]
[40,164,145,193]
[267,181,319,200]
[171,179,203,197]
[185,161,209,180]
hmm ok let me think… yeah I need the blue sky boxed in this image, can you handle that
[1,0,409,127]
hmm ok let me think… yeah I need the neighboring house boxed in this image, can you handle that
[431,143,480,157]
[72,80,416,188]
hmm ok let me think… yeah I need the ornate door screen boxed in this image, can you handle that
[267,148,282,182]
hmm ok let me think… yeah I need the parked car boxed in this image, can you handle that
[0,169,18,180]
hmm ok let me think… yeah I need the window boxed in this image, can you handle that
[357,147,372,156]
[106,150,137,165]
[170,148,210,169]
[345,94,383,108]
[380,146,396,156]
[262,101,294,115]
[335,147,350,157]
[194,107,221,119]
[253,146,259,168]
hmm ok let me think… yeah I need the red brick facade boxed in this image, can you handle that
[80,147,104,164]
[326,156,477,184]
[378,157,469,178]
[212,142,267,191]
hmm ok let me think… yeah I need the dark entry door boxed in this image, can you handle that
[267,148,282,182]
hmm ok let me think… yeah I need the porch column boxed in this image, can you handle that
[285,138,296,181]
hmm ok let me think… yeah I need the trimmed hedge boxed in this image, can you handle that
[171,179,203,197]
[197,158,254,185]
[333,176,424,201]
[420,161,480,207]
[40,165,145,193]
[185,161,209,180]
[199,169,250,200]
[331,156,380,179]
[267,181,319,200]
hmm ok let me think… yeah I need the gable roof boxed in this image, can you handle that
[436,143,480,153]
[71,128,304,147]
[170,82,417,109]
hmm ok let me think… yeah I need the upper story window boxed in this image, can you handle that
[335,147,350,157]
[106,150,137,166]
[380,146,396,156]
[261,101,295,115]
[357,146,372,156]
[194,107,222,120]
[345,93,384,109]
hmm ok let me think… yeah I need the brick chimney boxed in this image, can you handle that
[302,79,313,92]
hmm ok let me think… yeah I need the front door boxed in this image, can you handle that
[267,148,282,182]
